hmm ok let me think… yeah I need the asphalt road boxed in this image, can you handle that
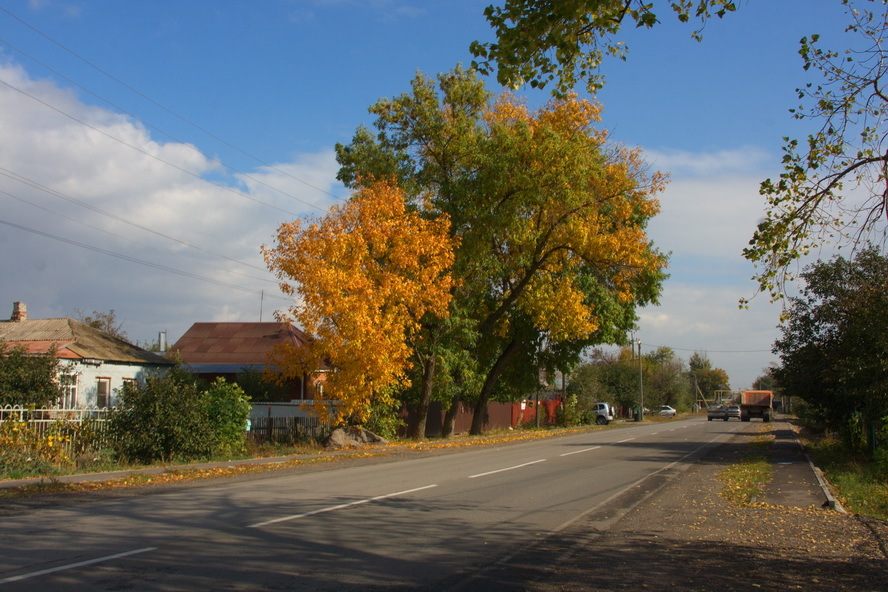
[0,418,748,591]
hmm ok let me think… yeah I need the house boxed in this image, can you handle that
[0,302,173,408]
[168,322,322,400]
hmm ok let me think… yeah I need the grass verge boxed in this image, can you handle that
[802,435,888,521]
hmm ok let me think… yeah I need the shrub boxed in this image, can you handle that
[109,367,213,463]
[0,419,72,477]
[205,378,252,456]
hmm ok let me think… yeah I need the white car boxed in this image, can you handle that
[659,405,676,418]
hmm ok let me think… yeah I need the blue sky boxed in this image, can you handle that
[0,0,853,389]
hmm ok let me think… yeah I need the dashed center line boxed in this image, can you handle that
[0,547,156,585]
[616,437,636,443]
[468,459,547,479]
[247,484,438,528]
[560,446,601,457]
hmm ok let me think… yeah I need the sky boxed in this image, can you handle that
[0,0,856,390]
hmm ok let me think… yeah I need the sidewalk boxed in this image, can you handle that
[761,416,843,510]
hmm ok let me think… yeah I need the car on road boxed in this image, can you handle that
[659,405,676,418]
[707,405,727,421]
[725,405,741,420]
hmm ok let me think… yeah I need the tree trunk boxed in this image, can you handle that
[407,353,437,440]
[441,394,460,438]
[470,338,520,435]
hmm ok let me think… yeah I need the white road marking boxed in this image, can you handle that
[616,437,636,443]
[247,484,438,528]
[468,459,547,479]
[0,547,156,585]
[560,446,601,457]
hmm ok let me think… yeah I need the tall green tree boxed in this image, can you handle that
[470,0,738,95]
[0,342,66,407]
[688,352,730,404]
[773,246,888,450]
[336,67,667,435]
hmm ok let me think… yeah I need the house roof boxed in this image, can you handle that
[0,318,172,365]
[169,322,310,366]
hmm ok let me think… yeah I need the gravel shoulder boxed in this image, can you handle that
[511,421,888,592]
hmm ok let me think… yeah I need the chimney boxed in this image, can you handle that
[10,302,27,322]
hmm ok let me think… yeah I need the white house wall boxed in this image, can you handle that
[61,360,167,409]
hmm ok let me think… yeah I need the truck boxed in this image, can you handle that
[739,390,773,422]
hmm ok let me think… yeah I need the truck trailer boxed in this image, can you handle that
[739,390,773,422]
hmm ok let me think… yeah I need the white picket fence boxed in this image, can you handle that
[0,405,114,455]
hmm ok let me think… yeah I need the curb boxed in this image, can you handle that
[806,453,846,513]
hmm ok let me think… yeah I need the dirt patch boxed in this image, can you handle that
[518,436,888,592]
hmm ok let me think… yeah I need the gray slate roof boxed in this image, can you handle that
[0,318,172,365]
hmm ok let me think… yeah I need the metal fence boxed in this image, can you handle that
[248,401,334,444]
[0,405,114,456]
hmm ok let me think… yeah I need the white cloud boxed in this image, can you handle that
[0,62,334,344]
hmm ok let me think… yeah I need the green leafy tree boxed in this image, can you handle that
[688,352,730,404]
[0,342,67,407]
[774,246,888,450]
[645,347,692,410]
[752,365,779,392]
[470,0,738,95]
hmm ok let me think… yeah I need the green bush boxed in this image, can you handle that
[109,367,213,464]
[555,395,583,427]
[205,378,251,456]
[361,399,405,440]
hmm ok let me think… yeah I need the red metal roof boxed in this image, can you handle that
[169,322,310,365]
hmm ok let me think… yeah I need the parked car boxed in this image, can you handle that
[659,405,676,418]
[707,405,727,421]
[725,405,741,420]
[592,402,615,425]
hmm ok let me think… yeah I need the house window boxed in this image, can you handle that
[60,374,77,409]
[96,378,111,408]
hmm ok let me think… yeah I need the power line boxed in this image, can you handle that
[0,35,337,213]
[0,188,279,287]
[0,218,292,302]
[0,6,346,204]
[0,165,271,274]
[0,76,306,218]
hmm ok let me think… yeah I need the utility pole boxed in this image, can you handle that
[637,339,644,421]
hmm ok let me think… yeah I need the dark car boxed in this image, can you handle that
[707,405,727,421]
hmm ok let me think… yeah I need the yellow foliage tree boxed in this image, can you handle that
[262,179,456,423]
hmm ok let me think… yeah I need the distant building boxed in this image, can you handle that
[0,302,172,408]
[168,322,322,400]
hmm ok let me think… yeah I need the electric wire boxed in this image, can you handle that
[0,218,292,301]
[0,165,271,274]
[0,188,280,287]
[0,5,346,204]
[0,77,305,218]
[0,35,336,213]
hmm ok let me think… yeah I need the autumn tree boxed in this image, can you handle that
[262,179,456,425]
[471,1,888,305]
[470,0,738,96]
[337,68,667,435]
